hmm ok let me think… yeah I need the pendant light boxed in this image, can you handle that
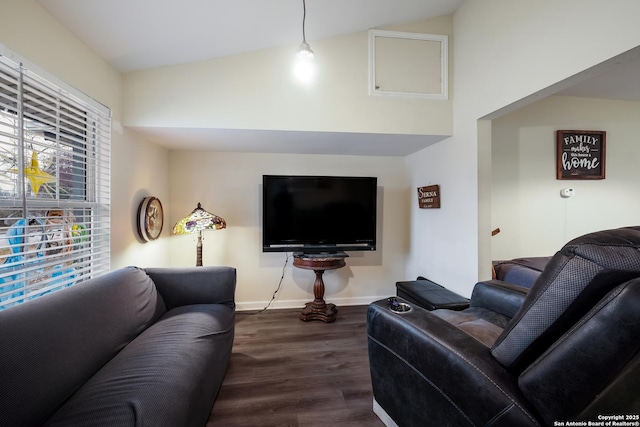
[293,0,315,84]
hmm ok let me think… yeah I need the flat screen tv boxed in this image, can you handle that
[262,175,377,253]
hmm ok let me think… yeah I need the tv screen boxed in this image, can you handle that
[262,175,377,253]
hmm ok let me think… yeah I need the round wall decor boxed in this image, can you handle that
[137,196,164,242]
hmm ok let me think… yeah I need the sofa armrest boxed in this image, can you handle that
[145,266,236,309]
[470,280,529,319]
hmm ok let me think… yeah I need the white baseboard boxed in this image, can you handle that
[373,399,399,427]
[235,295,386,312]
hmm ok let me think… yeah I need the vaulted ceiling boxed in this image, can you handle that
[37,0,464,72]
[36,0,640,154]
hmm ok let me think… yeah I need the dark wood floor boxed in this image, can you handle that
[207,305,385,427]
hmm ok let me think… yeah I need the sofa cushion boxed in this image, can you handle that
[432,307,510,347]
[491,226,640,372]
[43,303,235,427]
[0,266,167,427]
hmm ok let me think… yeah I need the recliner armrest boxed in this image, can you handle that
[367,300,539,426]
[470,280,528,319]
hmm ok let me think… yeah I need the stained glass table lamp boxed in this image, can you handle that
[172,202,226,266]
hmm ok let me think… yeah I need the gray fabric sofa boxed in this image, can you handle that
[0,265,236,427]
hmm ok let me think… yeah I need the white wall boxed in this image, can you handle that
[406,0,640,298]
[122,16,453,138]
[111,130,170,269]
[491,95,640,259]
[168,151,408,310]
[120,15,454,308]
[0,0,171,270]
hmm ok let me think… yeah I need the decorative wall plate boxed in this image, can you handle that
[137,196,164,242]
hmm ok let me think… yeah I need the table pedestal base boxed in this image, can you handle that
[293,255,346,323]
[299,299,338,323]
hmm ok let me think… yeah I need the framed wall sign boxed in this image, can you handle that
[556,130,606,180]
[417,185,440,208]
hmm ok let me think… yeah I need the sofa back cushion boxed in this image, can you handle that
[0,266,166,427]
[491,227,640,372]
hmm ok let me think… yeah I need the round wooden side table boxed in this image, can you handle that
[293,254,346,323]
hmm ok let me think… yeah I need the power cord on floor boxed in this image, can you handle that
[252,252,290,315]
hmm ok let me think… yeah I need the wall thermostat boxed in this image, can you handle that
[560,188,575,198]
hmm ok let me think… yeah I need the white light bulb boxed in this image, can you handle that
[293,44,315,84]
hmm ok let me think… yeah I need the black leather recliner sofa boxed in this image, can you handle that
[368,226,640,426]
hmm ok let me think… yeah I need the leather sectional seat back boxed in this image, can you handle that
[492,226,640,372]
[519,277,640,425]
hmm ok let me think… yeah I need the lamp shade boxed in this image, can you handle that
[172,202,226,235]
[172,202,226,267]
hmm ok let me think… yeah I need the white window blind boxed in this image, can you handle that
[0,52,110,310]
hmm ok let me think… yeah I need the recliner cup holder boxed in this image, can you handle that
[388,297,412,313]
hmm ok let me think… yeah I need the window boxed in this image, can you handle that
[0,49,110,310]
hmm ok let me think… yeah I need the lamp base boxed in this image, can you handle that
[196,231,203,267]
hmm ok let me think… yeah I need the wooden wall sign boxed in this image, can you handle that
[556,130,606,180]
[418,185,440,208]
